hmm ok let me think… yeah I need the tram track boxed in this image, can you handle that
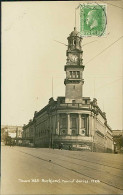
[45,149,123,170]
[28,148,123,171]
[27,148,123,179]
[14,148,123,191]
[44,152,123,179]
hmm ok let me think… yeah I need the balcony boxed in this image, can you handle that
[57,103,90,109]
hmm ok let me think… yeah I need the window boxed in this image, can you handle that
[81,117,86,129]
[82,130,85,134]
[73,71,76,78]
[74,40,76,45]
[85,100,88,104]
[72,100,76,106]
[69,71,72,78]
[71,117,77,128]
[69,71,80,79]
[60,118,67,128]
[72,130,76,135]
[76,71,80,78]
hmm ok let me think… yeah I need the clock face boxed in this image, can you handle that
[69,54,78,62]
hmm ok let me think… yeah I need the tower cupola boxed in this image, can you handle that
[67,27,82,52]
[66,27,83,66]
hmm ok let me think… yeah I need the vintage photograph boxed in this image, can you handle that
[1,1,123,195]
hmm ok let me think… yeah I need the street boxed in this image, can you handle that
[1,146,123,195]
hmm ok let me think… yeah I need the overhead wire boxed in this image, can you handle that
[85,36,123,65]
[101,1,123,10]
[84,77,122,96]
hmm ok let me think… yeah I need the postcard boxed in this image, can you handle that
[1,1,123,195]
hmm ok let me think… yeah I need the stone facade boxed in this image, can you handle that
[22,28,114,152]
[1,125,23,145]
[112,130,123,153]
[22,97,113,152]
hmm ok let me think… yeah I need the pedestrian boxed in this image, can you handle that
[61,143,63,150]
[59,144,61,150]
[69,145,71,150]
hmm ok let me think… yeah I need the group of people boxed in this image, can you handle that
[52,143,72,150]
[9,141,15,147]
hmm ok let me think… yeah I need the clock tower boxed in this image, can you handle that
[64,27,84,104]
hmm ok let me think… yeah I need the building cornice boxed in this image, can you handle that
[64,65,84,71]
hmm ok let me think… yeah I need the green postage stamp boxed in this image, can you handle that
[80,4,107,36]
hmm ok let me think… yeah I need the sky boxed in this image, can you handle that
[2,1,123,130]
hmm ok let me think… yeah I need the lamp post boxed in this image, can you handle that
[114,142,117,154]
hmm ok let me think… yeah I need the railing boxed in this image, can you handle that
[58,103,90,109]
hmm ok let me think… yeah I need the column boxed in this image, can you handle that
[78,114,81,135]
[67,114,71,135]
[89,114,94,151]
[89,114,93,136]
[85,116,88,136]
[56,114,60,135]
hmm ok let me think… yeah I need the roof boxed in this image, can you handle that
[70,27,79,37]
[112,130,123,136]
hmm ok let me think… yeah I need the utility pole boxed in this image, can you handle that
[52,76,53,98]
[75,4,80,28]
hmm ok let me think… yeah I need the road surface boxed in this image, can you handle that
[1,146,123,194]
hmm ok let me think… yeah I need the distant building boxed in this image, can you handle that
[112,130,123,153]
[22,28,114,152]
[112,130,123,136]
[22,120,34,147]
[1,125,23,145]
[8,132,16,138]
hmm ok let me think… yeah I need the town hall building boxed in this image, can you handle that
[22,28,114,152]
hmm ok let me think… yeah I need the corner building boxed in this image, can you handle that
[22,28,114,152]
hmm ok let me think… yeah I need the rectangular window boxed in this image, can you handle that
[73,71,76,78]
[71,118,77,128]
[85,100,88,104]
[69,71,72,78]
[72,100,76,106]
[76,71,80,78]
[60,118,67,128]
[81,117,86,129]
